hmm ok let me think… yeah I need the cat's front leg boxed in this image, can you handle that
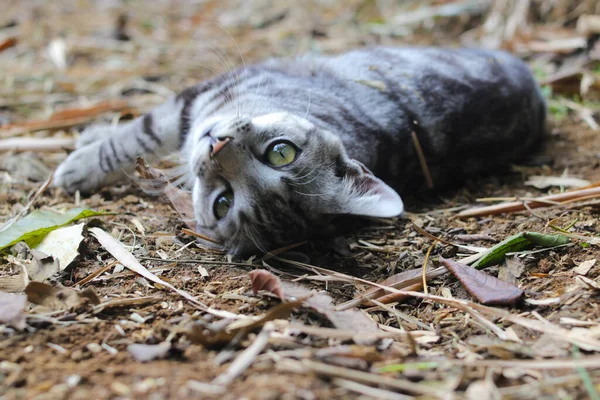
[54,96,185,194]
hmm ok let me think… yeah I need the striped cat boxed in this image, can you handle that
[54,47,546,255]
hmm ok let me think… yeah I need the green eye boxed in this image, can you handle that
[265,141,298,167]
[214,191,233,220]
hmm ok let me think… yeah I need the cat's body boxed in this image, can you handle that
[54,47,546,255]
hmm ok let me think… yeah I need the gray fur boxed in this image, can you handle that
[54,46,545,255]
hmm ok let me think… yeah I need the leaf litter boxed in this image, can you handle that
[2,1,600,399]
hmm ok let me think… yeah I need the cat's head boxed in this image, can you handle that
[187,112,403,255]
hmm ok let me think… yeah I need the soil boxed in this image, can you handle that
[2,1,600,399]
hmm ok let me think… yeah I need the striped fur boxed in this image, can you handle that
[54,46,546,255]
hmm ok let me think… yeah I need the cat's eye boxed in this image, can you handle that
[214,191,233,220]
[265,141,298,167]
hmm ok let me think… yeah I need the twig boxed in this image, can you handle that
[75,260,119,286]
[456,186,600,219]
[0,137,75,152]
[212,322,273,386]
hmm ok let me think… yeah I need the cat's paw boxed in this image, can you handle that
[54,143,122,194]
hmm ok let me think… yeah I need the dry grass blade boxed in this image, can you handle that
[75,261,119,286]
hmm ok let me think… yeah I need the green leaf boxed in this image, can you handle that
[472,233,531,269]
[523,232,570,247]
[0,208,105,251]
[472,232,570,269]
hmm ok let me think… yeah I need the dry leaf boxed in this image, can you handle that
[89,227,205,308]
[0,291,27,329]
[127,342,171,362]
[283,282,380,344]
[498,256,526,285]
[26,249,60,282]
[249,269,284,299]
[25,281,100,311]
[573,259,596,276]
[441,258,524,306]
[135,158,195,228]
[35,223,84,271]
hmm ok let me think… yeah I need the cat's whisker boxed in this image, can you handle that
[210,21,248,120]
[293,190,327,198]
[208,47,238,107]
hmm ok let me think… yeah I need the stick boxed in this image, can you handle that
[455,186,600,219]
[0,137,75,152]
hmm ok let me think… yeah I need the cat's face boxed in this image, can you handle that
[187,112,403,255]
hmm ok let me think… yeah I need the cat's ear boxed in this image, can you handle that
[336,159,404,218]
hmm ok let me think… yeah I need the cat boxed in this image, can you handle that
[54,47,546,255]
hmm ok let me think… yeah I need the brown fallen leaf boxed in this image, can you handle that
[249,269,284,299]
[127,342,171,362]
[135,157,196,229]
[281,281,380,344]
[0,291,27,329]
[25,281,100,311]
[440,258,524,306]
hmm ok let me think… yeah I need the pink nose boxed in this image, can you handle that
[210,137,231,158]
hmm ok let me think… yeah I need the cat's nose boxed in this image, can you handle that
[209,136,231,158]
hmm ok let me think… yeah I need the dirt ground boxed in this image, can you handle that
[2,1,600,399]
